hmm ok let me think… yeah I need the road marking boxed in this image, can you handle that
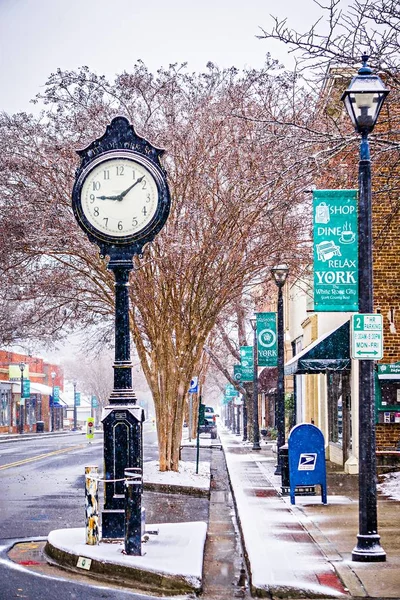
[0,444,87,471]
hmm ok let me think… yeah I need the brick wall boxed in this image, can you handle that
[376,423,400,450]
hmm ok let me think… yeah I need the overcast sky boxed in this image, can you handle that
[0,0,328,115]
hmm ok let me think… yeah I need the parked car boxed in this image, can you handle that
[199,405,218,439]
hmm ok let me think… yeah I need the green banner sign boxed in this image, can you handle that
[91,395,98,407]
[53,386,60,401]
[22,379,30,398]
[233,364,242,382]
[225,383,238,398]
[313,190,358,311]
[240,346,254,382]
[75,392,81,406]
[256,312,277,367]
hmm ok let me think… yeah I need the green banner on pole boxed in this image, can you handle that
[75,392,81,407]
[313,190,358,311]
[240,346,254,382]
[233,364,242,382]
[22,379,30,398]
[225,383,238,398]
[256,312,277,367]
[53,386,60,401]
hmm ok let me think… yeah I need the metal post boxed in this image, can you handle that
[275,284,285,475]
[352,132,386,562]
[85,466,99,545]
[73,381,77,431]
[252,324,261,451]
[242,398,248,441]
[236,404,241,435]
[189,394,193,442]
[19,363,24,435]
[124,468,143,556]
[51,371,56,432]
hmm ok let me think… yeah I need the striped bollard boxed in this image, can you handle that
[85,465,99,545]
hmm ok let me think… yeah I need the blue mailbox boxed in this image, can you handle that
[288,423,327,505]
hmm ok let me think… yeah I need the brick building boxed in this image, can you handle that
[0,350,64,433]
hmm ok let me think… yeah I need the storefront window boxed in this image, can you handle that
[328,371,351,447]
[0,387,11,426]
[377,381,400,424]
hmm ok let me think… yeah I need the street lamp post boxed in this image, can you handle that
[19,362,25,434]
[250,318,261,451]
[73,381,77,432]
[341,54,388,562]
[271,264,289,476]
[51,371,56,432]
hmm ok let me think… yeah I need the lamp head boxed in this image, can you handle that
[341,54,389,133]
[271,263,289,287]
[19,362,25,373]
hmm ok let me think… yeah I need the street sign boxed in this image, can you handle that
[256,312,277,367]
[86,418,95,440]
[189,377,198,393]
[313,190,358,312]
[351,314,383,359]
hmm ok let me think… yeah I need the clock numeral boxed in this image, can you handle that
[146,193,151,203]
[94,207,100,217]
[142,179,147,189]
[116,165,124,176]
[90,194,95,203]
[142,206,147,216]
[103,217,109,227]
[132,170,136,180]
[103,170,110,180]
[92,181,101,191]
[118,221,123,231]
[132,217,138,227]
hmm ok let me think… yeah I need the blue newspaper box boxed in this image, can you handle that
[288,423,327,505]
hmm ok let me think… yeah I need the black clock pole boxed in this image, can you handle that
[101,250,144,541]
[72,117,171,551]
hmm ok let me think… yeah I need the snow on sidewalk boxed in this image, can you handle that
[219,430,346,598]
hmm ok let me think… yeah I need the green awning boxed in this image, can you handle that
[285,321,350,375]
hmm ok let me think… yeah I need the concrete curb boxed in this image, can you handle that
[44,523,207,596]
[144,480,210,498]
[44,540,199,595]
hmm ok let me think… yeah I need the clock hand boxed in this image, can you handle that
[96,194,121,201]
[117,175,145,201]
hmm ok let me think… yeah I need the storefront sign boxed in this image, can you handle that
[240,346,254,382]
[377,363,400,375]
[8,364,29,380]
[313,190,358,311]
[256,312,277,367]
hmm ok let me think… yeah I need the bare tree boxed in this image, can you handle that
[0,61,311,470]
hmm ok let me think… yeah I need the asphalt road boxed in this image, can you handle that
[0,424,169,599]
[0,424,159,540]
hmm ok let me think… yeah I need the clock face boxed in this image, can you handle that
[79,155,159,239]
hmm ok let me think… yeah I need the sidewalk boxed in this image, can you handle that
[219,427,400,598]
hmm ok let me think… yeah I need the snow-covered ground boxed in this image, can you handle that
[378,470,400,501]
[144,459,210,490]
